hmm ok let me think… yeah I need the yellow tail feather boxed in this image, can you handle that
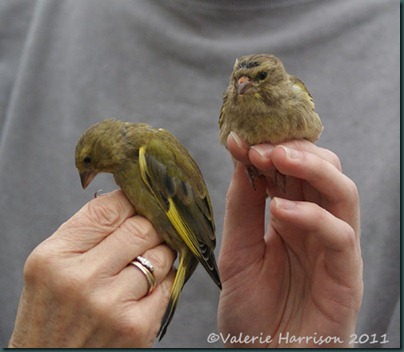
[157,254,187,340]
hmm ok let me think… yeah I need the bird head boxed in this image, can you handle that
[75,119,128,189]
[231,54,289,102]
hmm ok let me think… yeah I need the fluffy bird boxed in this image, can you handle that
[219,54,323,187]
[75,119,221,340]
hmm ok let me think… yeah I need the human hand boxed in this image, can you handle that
[217,133,363,347]
[9,190,175,348]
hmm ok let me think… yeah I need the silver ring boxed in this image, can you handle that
[130,260,156,294]
[135,255,154,273]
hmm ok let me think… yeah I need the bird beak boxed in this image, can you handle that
[80,170,97,189]
[237,76,255,95]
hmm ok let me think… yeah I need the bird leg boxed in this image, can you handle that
[246,165,260,191]
[246,165,286,193]
[274,170,287,193]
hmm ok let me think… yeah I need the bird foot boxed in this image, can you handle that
[246,166,286,193]
[274,170,286,193]
[246,165,260,191]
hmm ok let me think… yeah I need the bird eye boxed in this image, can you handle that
[258,71,268,80]
[83,156,92,164]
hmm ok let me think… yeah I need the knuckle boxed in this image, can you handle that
[85,198,122,228]
[144,248,172,272]
[345,178,359,204]
[335,176,359,208]
[339,222,357,248]
[325,150,342,170]
[23,246,52,285]
[24,244,89,295]
[119,216,155,245]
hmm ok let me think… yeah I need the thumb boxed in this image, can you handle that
[219,162,267,280]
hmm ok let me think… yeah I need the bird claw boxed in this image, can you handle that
[246,165,260,191]
[246,166,287,193]
[94,189,103,198]
[274,170,287,193]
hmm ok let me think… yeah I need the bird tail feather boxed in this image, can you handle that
[157,253,197,340]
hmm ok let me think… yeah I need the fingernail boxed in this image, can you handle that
[250,145,274,159]
[280,145,301,159]
[273,197,295,210]
[229,131,243,148]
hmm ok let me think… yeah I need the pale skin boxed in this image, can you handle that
[9,190,176,348]
[217,132,363,347]
[9,134,363,348]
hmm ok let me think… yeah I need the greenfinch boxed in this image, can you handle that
[219,54,323,187]
[75,119,221,340]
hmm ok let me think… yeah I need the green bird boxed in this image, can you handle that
[75,119,221,340]
[219,54,323,188]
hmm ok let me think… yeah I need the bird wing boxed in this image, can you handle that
[289,75,316,109]
[218,91,229,130]
[138,131,221,288]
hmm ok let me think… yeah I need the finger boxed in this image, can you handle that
[251,144,359,229]
[84,269,177,348]
[86,215,164,275]
[272,145,359,226]
[270,197,362,284]
[226,132,251,165]
[114,244,176,300]
[219,161,267,278]
[249,140,342,173]
[126,270,176,340]
[54,190,136,250]
[282,139,342,170]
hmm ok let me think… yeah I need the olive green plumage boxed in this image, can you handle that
[219,54,323,189]
[75,119,221,340]
[219,53,323,146]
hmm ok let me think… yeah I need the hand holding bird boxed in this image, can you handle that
[75,119,221,340]
[219,54,323,189]
[218,137,362,347]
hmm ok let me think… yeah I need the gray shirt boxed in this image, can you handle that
[0,0,399,347]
